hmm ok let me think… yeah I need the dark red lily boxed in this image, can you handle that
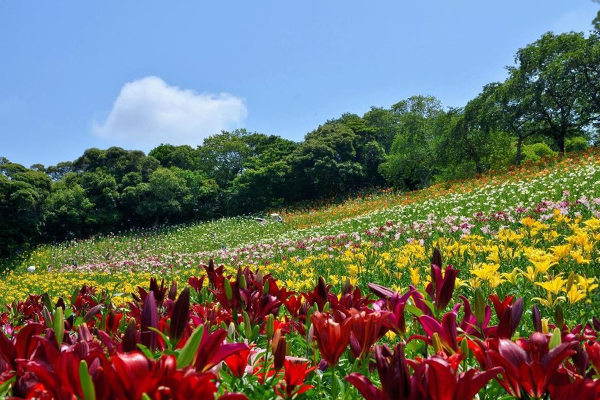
[418,311,459,353]
[425,248,459,312]
[372,289,414,336]
[275,358,316,399]
[311,311,352,367]
[303,277,335,312]
[488,332,577,399]
[488,294,523,339]
[224,347,252,378]
[412,357,503,400]
[345,343,411,400]
[548,372,600,400]
[193,327,249,372]
[349,309,390,359]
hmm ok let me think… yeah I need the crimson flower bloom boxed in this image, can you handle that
[426,248,459,312]
[346,343,411,400]
[193,327,249,372]
[412,357,503,400]
[488,332,577,399]
[275,358,316,399]
[349,310,390,359]
[311,312,352,367]
[548,372,600,400]
[224,347,252,378]
[488,294,523,339]
[418,311,459,353]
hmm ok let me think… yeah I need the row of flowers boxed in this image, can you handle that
[2,251,600,399]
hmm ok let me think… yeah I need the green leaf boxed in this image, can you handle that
[405,304,424,317]
[136,344,155,360]
[79,360,96,400]
[142,394,152,400]
[177,324,204,368]
[0,375,16,396]
[148,326,172,350]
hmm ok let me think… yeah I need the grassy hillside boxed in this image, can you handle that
[2,150,599,317]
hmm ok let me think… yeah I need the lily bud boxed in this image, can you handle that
[306,305,315,329]
[243,311,252,339]
[266,314,274,340]
[460,337,469,357]
[224,279,233,302]
[168,280,178,301]
[549,327,562,349]
[53,306,64,348]
[567,272,576,292]
[170,288,190,343]
[239,275,247,289]
[42,306,53,328]
[79,360,96,400]
[555,304,564,330]
[273,336,287,371]
[474,288,485,326]
[532,305,542,332]
[342,278,352,295]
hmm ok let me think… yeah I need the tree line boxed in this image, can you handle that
[1,31,599,257]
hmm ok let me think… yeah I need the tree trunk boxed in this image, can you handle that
[557,134,565,155]
[515,137,523,165]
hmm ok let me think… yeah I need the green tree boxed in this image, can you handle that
[0,164,51,255]
[509,32,594,153]
[289,123,365,199]
[149,144,201,170]
[379,95,445,189]
[45,173,93,239]
[121,168,189,226]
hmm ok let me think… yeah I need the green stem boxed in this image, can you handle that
[262,346,270,383]
[331,364,337,399]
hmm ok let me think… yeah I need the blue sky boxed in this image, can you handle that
[1,1,598,168]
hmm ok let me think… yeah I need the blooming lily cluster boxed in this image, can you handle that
[1,250,600,400]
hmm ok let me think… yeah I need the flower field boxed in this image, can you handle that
[2,151,600,399]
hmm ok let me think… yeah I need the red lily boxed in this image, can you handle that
[346,343,411,400]
[548,372,600,400]
[225,347,252,378]
[310,311,352,367]
[417,311,459,353]
[193,327,249,372]
[426,248,459,312]
[275,358,316,399]
[488,294,523,339]
[412,357,503,400]
[488,332,577,399]
[349,309,390,359]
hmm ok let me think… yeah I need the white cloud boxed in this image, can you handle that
[93,76,248,148]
